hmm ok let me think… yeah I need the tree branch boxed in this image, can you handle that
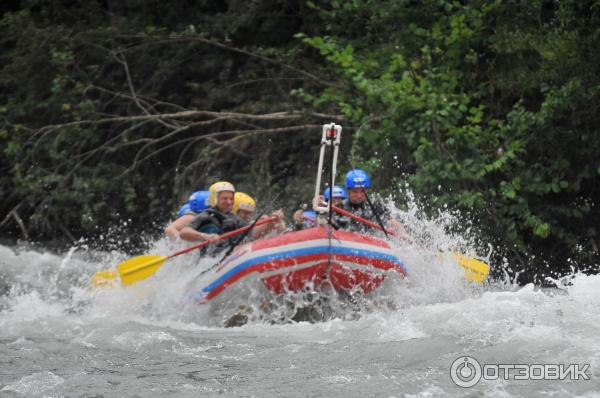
[117,33,337,88]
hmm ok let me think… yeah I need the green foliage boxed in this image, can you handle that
[300,0,600,280]
[0,1,329,247]
[1,0,599,282]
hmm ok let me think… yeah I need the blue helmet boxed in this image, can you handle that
[178,203,193,217]
[188,190,210,213]
[302,210,317,227]
[324,185,347,201]
[345,169,371,189]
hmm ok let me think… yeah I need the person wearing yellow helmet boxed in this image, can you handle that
[207,181,236,209]
[180,181,241,244]
[233,192,256,222]
[233,191,286,238]
[180,181,285,246]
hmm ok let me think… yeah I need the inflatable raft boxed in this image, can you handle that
[189,226,407,304]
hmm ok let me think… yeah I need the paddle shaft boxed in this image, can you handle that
[331,205,396,236]
[119,216,278,277]
[168,216,278,259]
[332,205,490,281]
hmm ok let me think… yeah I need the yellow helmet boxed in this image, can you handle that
[233,192,256,213]
[208,181,235,206]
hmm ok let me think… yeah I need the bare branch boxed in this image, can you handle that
[226,77,307,89]
[123,124,322,177]
[11,210,29,240]
[117,33,336,88]
[87,84,188,113]
[0,203,22,229]
[113,51,182,129]
[36,110,344,135]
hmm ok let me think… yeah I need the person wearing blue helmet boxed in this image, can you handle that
[292,207,319,230]
[291,186,347,230]
[334,169,411,240]
[323,185,347,207]
[178,203,193,217]
[302,210,317,228]
[164,190,211,240]
[188,190,210,213]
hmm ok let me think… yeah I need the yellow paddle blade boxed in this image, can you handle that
[451,253,490,283]
[117,254,168,286]
[91,268,119,289]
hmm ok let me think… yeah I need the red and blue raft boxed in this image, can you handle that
[190,226,407,303]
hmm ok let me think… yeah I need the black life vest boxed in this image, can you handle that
[334,198,388,233]
[189,207,245,234]
[187,207,247,256]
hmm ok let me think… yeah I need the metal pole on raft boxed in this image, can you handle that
[313,123,342,216]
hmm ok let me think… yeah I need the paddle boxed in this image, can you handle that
[331,205,490,283]
[91,216,277,288]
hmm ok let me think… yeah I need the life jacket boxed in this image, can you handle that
[334,198,388,233]
[191,207,245,234]
[188,207,247,255]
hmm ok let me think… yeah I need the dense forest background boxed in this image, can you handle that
[1,0,599,284]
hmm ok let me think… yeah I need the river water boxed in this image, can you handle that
[1,224,599,397]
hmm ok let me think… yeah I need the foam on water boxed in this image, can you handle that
[1,371,64,395]
[1,202,599,396]
[0,197,492,329]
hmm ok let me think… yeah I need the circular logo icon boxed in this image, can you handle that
[450,356,482,388]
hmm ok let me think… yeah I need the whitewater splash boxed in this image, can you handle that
[1,204,599,396]
[0,198,521,329]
